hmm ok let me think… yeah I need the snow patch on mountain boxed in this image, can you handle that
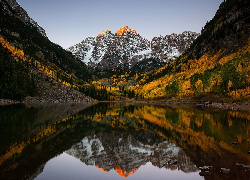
[67,27,199,69]
[65,133,199,174]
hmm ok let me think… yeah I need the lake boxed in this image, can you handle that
[0,102,250,180]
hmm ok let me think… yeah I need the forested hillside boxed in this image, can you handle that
[0,0,96,102]
[137,0,250,102]
[0,43,37,101]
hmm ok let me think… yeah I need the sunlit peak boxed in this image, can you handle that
[98,29,110,37]
[96,166,108,173]
[115,166,137,178]
[116,25,138,36]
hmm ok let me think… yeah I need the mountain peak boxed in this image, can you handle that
[116,25,138,36]
[115,166,137,178]
[97,29,110,37]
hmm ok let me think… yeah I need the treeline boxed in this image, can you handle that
[143,64,174,85]
[0,44,37,101]
[118,86,137,99]
[79,85,141,101]
[79,85,110,101]
[165,53,249,96]
[131,57,167,73]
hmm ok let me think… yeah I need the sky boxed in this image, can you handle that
[16,0,224,49]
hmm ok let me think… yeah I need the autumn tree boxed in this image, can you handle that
[165,81,179,95]
[195,79,204,95]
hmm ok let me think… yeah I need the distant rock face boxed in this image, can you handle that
[0,0,47,37]
[66,132,199,177]
[68,26,199,70]
[151,31,199,60]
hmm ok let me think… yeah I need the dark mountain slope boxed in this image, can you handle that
[135,0,250,102]
[0,0,94,102]
[0,43,37,100]
[187,0,250,60]
[0,1,92,81]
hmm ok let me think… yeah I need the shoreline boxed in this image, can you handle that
[0,98,95,106]
[207,103,250,111]
[99,100,250,111]
[1,99,250,111]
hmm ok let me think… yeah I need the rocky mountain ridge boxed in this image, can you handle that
[135,0,250,101]
[66,133,199,177]
[188,0,250,59]
[0,0,47,37]
[0,0,94,102]
[68,26,199,70]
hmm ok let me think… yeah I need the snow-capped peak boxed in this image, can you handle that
[116,25,139,36]
[98,29,111,37]
[67,28,199,70]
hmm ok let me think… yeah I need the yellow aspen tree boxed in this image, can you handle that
[228,80,233,92]
[181,80,192,95]
[195,79,204,95]
[236,64,242,72]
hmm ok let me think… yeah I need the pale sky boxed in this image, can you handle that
[16,0,224,49]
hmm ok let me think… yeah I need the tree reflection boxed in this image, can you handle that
[0,103,249,179]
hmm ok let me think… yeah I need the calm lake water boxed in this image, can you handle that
[0,102,250,180]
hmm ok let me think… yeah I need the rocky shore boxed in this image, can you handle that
[207,103,250,111]
[0,99,19,105]
[0,69,94,105]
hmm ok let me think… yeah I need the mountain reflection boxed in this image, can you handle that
[66,132,198,177]
[0,102,250,180]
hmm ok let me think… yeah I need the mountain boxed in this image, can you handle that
[0,0,46,37]
[66,132,198,177]
[151,31,199,60]
[0,0,93,102]
[134,0,250,101]
[1,0,249,103]
[187,0,250,59]
[84,0,250,102]
[67,26,199,70]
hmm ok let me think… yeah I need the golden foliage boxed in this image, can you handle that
[135,38,250,100]
[236,64,242,72]
[0,142,25,166]
[180,79,192,95]
[228,111,250,121]
[228,80,233,91]
[0,36,78,88]
[229,87,250,98]
[195,79,204,94]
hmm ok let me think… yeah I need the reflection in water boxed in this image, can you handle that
[0,102,249,180]
[66,132,198,178]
